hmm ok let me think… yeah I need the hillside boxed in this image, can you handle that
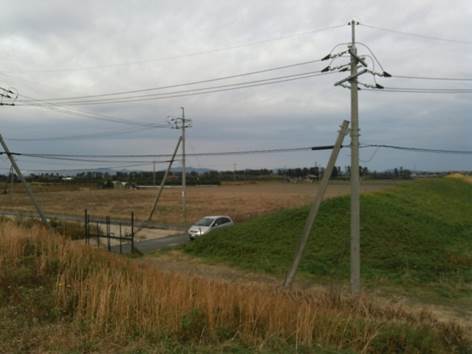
[185,178,472,303]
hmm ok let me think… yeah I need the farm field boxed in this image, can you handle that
[0,180,400,225]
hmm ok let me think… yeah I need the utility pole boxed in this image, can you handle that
[169,108,191,225]
[349,19,361,295]
[145,137,182,226]
[284,120,350,287]
[0,134,48,226]
[152,161,156,186]
[180,106,187,224]
[9,165,14,194]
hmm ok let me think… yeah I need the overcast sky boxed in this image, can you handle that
[0,0,470,173]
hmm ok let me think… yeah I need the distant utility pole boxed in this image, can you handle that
[9,165,14,194]
[170,107,192,225]
[0,134,48,226]
[233,163,237,181]
[349,20,361,295]
[152,161,156,186]
[181,106,187,224]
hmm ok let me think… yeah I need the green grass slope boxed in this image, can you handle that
[185,178,472,298]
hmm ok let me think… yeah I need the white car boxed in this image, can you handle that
[188,215,234,240]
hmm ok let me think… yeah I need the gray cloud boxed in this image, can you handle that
[0,0,470,173]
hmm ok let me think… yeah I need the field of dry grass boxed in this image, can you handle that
[447,173,472,184]
[0,221,469,353]
[0,181,398,225]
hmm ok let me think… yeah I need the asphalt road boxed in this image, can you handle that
[110,233,189,254]
[0,209,184,230]
[1,209,189,254]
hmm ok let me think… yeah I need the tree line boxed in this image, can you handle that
[0,166,412,188]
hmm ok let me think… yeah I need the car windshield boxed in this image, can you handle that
[195,217,214,227]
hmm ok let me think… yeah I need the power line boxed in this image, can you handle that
[7,126,160,142]
[391,74,472,81]
[9,24,345,73]
[3,144,470,173]
[13,155,173,164]
[363,87,472,94]
[382,86,472,92]
[18,71,336,106]
[360,23,472,45]
[361,144,472,155]
[16,162,155,173]
[2,144,339,160]
[18,59,325,103]
[8,143,472,161]
[18,93,170,127]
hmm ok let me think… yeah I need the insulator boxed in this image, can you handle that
[321,54,331,61]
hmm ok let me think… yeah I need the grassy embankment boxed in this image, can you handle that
[185,178,472,305]
[1,221,470,353]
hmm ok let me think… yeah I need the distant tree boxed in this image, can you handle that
[331,166,339,179]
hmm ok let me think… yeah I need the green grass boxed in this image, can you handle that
[185,178,472,301]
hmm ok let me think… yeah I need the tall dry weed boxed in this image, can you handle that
[0,221,468,353]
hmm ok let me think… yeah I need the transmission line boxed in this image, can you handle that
[18,59,326,103]
[10,24,345,73]
[15,162,156,173]
[18,71,336,106]
[360,23,472,45]
[18,93,170,128]
[12,154,173,164]
[390,74,472,81]
[7,126,159,142]
[361,144,472,155]
[364,87,472,94]
[2,144,339,160]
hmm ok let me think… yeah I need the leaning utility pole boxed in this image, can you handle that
[0,134,48,226]
[283,120,350,287]
[349,20,361,295]
[146,137,183,224]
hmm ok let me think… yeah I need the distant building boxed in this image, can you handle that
[112,181,128,189]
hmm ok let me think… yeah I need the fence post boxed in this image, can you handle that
[131,212,135,253]
[106,216,111,251]
[84,209,88,244]
[119,222,123,254]
[96,221,100,247]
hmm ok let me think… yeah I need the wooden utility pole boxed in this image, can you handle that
[0,134,48,226]
[284,120,350,287]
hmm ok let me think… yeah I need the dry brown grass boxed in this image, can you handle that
[447,173,472,184]
[0,221,469,353]
[0,181,396,225]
